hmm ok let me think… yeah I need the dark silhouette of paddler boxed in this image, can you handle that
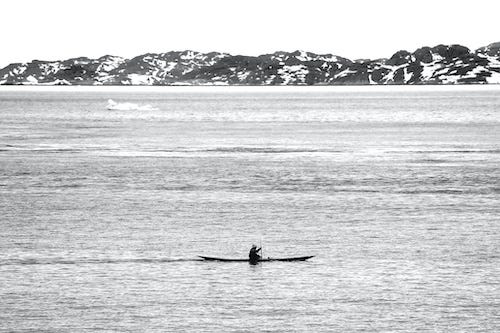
[249,244,261,264]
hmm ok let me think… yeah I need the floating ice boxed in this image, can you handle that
[106,99,158,111]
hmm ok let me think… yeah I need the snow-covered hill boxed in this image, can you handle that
[1,43,499,85]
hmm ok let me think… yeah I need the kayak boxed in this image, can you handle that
[198,255,314,262]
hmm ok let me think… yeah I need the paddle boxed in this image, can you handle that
[260,239,263,260]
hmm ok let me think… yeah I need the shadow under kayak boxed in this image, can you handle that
[198,255,314,262]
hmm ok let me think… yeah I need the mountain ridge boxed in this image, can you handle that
[1,42,499,85]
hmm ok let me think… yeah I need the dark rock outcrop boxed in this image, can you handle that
[1,42,499,85]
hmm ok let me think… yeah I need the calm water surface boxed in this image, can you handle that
[0,86,499,332]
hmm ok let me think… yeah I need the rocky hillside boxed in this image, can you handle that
[1,43,499,85]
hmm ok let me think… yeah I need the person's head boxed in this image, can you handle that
[251,244,257,249]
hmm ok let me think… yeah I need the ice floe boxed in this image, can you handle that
[106,99,158,111]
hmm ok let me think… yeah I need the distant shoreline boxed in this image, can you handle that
[1,82,499,87]
[1,84,499,93]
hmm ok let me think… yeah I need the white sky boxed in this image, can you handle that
[1,0,499,67]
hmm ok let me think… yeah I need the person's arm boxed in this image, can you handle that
[257,247,262,253]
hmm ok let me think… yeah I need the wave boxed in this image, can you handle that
[106,99,158,111]
[205,147,342,153]
[0,145,344,155]
[407,149,500,154]
[141,147,343,154]
[397,189,488,195]
[0,257,203,266]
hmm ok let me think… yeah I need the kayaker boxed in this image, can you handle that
[249,244,261,263]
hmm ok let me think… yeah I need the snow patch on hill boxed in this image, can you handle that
[278,65,309,84]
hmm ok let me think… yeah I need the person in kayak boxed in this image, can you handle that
[249,244,261,263]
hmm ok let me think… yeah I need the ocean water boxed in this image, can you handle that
[0,86,499,332]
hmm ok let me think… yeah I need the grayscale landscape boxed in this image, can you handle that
[1,1,499,332]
